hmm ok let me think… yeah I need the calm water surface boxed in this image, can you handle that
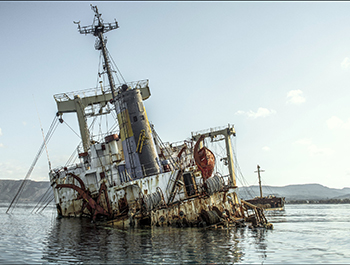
[1,203,350,264]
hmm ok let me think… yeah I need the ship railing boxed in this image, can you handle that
[169,139,193,148]
[191,124,234,138]
[90,131,119,144]
[54,86,112,102]
[53,79,149,102]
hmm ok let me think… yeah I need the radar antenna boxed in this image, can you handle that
[75,5,119,98]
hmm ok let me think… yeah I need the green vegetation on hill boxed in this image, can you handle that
[287,198,350,204]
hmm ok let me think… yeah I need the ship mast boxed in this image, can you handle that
[255,165,265,198]
[75,4,119,98]
[75,5,161,179]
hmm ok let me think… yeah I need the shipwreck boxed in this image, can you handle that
[31,5,271,229]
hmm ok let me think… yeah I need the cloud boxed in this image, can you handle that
[235,110,245,115]
[0,162,26,177]
[235,107,276,119]
[295,138,312,145]
[286,90,305,104]
[262,146,270,151]
[0,128,2,136]
[295,138,333,156]
[327,116,350,130]
[307,145,333,156]
[341,57,350,69]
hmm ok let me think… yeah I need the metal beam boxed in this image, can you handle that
[192,125,236,186]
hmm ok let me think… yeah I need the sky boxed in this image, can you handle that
[1,1,350,189]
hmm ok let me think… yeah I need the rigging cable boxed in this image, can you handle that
[106,48,126,85]
[62,120,81,139]
[96,52,103,89]
[6,115,59,213]
[33,95,52,171]
[151,125,178,169]
[31,185,53,214]
[65,145,79,166]
[231,135,257,199]
[9,116,58,213]
[33,122,95,214]
[37,194,55,214]
[7,116,59,213]
[261,177,275,196]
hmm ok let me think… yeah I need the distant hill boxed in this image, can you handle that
[0,179,52,203]
[239,183,350,201]
[1,179,350,203]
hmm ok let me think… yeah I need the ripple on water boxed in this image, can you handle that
[1,204,350,263]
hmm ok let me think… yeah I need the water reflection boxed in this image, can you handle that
[251,228,268,260]
[41,218,273,264]
[265,209,287,223]
[3,204,350,264]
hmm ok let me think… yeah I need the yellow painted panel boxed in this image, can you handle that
[117,109,133,141]
[143,106,152,133]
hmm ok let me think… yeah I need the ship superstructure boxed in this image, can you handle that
[49,5,271,229]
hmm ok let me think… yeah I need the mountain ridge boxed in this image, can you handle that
[0,179,52,203]
[239,183,350,201]
[1,179,349,203]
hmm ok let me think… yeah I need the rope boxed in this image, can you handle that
[37,194,55,214]
[33,95,52,171]
[143,189,162,211]
[6,115,59,213]
[205,175,224,195]
[31,186,53,214]
[63,120,81,139]
[230,135,257,199]
[106,48,126,85]
[151,125,178,170]
[65,146,79,166]
[261,178,275,196]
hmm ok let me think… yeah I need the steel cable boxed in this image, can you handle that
[31,186,53,214]
[6,116,59,213]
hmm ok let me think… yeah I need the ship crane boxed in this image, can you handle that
[191,124,237,187]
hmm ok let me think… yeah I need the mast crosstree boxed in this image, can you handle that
[75,4,119,98]
[54,5,120,153]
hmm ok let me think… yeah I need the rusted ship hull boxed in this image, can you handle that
[245,196,285,211]
[51,165,271,229]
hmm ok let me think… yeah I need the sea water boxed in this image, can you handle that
[1,203,350,264]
